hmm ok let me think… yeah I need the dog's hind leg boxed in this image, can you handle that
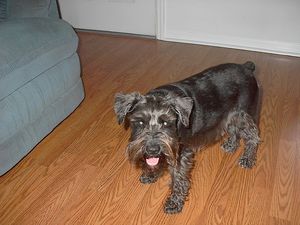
[222,113,241,153]
[222,111,260,168]
[236,111,260,168]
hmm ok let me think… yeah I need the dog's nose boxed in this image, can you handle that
[146,145,161,156]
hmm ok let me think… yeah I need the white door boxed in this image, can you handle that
[58,0,156,36]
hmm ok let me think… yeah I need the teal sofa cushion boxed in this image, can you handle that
[0,0,7,21]
[48,0,59,18]
[0,0,85,176]
[8,0,51,18]
[0,54,84,175]
[0,17,78,100]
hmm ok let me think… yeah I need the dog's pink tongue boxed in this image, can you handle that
[146,157,159,166]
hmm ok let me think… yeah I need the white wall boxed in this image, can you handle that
[158,0,300,56]
[58,0,156,36]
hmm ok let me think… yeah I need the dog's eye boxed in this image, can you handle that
[160,120,168,126]
[131,119,145,127]
[135,120,144,126]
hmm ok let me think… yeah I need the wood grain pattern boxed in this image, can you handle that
[1,32,300,225]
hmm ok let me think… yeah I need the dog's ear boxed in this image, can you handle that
[114,92,143,124]
[171,96,193,127]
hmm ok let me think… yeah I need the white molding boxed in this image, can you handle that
[155,0,300,57]
[155,0,166,40]
[163,31,300,57]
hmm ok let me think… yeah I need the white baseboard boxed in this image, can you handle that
[161,31,300,57]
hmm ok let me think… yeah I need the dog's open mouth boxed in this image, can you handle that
[146,157,160,166]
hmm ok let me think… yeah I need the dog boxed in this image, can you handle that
[114,61,260,214]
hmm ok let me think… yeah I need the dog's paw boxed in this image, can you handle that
[164,196,184,214]
[239,155,256,169]
[221,138,239,153]
[139,173,158,184]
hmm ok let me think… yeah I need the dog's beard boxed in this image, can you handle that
[126,132,179,169]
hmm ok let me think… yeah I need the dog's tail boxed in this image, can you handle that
[243,61,255,72]
[243,61,261,125]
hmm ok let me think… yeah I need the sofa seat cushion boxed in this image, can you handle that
[0,17,78,100]
[0,54,84,175]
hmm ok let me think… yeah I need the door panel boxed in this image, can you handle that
[59,0,156,36]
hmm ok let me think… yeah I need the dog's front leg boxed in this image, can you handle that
[164,147,195,214]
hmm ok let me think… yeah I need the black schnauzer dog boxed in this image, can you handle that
[114,61,260,214]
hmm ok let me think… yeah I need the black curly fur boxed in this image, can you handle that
[114,61,261,214]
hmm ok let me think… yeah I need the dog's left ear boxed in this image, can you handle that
[114,92,143,124]
[171,96,193,127]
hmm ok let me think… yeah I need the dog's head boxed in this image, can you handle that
[114,92,193,169]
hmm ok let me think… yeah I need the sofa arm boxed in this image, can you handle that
[7,0,59,19]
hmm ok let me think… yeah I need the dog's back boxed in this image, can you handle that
[151,62,259,146]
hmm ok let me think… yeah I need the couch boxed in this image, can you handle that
[0,0,85,175]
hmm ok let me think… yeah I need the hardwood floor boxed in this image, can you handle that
[1,32,300,225]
